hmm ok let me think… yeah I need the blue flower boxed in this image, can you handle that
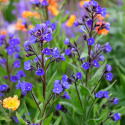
[106,73,113,81]
[96,5,102,13]
[42,48,51,55]
[9,38,20,46]
[106,64,112,72]
[53,84,63,94]
[105,43,112,52]
[52,47,60,58]
[16,70,26,79]
[29,35,36,44]
[64,91,70,99]
[64,38,70,45]
[56,104,62,110]
[11,76,18,83]
[99,55,104,61]
[62,81,70,89]
[14,60,21,68]
[0,84,8,91]
[104,91,109,98]
[83,1,89,7]
[45,20,51,26]
[82,62,89,70]
[15,46,21,52]
[14,116,19,123]
[87,19,93,26]
[24,60,31,70]
[92,1,98,7]
[54,80,60,85]
[113,98,119,105]
[101,8,107,17]
[76,72,82,79]
[95,90,103,98]
[60,54,66,61]
[25,82,32,91]
[62,74,68,82]
[44,33,53,42]
[34,55,42,63]
[113,113,121,121]
[51,23,57,30]
[74,20,79,27]
[8,33,14,39]
[35,68,44,76]
[87,38,95,45]
[93,59,100,67]
[7,46,15,55]
[65,48,71,56]
[105,22,110,30]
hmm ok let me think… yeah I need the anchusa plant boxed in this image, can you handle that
[0,0,124,125]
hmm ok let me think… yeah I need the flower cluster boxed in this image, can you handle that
[16,80,32,96]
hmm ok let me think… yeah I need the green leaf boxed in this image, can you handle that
[80,85,90,97]
[24,101,32,123]
[93,34,104,47]
[46,71,57,91]
[16,112,27,125]
[53,116,61,125]
[0,116,10,121]
[37,85,44,102]
[80,53,88,58]
[89,61,107,86]
[43,113,53,125]
[103,80,117,91]
[59,101,82,115]
[82,29,89,37]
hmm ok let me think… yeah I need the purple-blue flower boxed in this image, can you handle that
[96,5,102,13]
[64,38,70,45]
[105,22,110,30]
[104,91,109,98]
[16,70,26,79]
[7,46,15,55]
[62,74,68,82]
[34,55,42,63]
[62,81,70,89]
[25,82,32,91]
[76,72,82,79]
[99,55,104,61]
[0,84,8,91]
[106,72,113,81]
[14,60,21,68]
[35,68,44,76]
[87,38,95,45]
[42,48,51,55]
[74,20,79,27]
[11,76,18,83]
[106,64,112,72]
[24,60,31,70]
[65,48,71,56]
[56,104,62,110]
[101,8,107,17]
[53,84,63,94]
[113,98,119,105]
[93,59,100,67]
[82,62,89,70]
[52,47,60,58]
[60,54,66,61]
[113,113,121,121]
[51,23,57,30]
[43,33,53,42]
[95,90,103,98]
[87,19,93,26]
[64,91,70,99]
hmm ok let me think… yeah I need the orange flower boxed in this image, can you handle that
[22,11,34,19]
[3,95,20,111]
[40,0,59,16]
[34,12,40,18]
[79,0,90,7]
[96,14,109,21]
[66,15,76,27]
[1,30,7,35]
[95,22,109,36]
[28,25,34,29]
[0,0,9,3]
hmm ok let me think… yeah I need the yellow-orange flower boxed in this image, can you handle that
[3,95,20,111]
[66,15,76,27]
[79,0,90,7]
[22,11,34,19]
[1,30,7,35]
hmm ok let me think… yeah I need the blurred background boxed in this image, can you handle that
[0,0,125,124]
